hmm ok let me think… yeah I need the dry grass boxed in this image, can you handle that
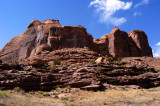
[1,86,160,106]
[0,91,63,106]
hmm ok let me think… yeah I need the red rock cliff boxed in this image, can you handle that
[0,19,153,62]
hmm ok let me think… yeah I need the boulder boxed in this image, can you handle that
[81,84,102,90]
[129,85,140,89]
[95,57,103,64]
[28,57,45,67]
[34,44,51,55]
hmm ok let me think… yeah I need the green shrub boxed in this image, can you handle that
[89,59,96,64]
[105,57,115,62]
[104,56,122,63]
[11,61,19,66]
[49,65,55,70]
[65,85,71,89]
[97,66,102,72]
[30,68,38,73]
[103,102,107,105]
[121,64,126,67]
[116,59,121,63]
[53,58,61,65]
[38,91,43,94]
[0,91,9,98]
[56,87,61,92]
[29,91,35,95]
[61,97,68,101]
[13,87,25,93]
[37,91,49,96]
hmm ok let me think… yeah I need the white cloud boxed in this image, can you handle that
[134,0,149,8]
[89,0,132,26]
[156,42,160,46]
[154,53,160,57]
[153,49,160,57]
[152,42,160,57]
[134,12,141,17]
[110,17,126,26]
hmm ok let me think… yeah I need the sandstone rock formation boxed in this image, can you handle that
[128,30,153,56]
[0,19,152,63]
[0,58,160,91]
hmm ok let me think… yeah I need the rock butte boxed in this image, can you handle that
[0,19,152,63]
[0,20,159,91]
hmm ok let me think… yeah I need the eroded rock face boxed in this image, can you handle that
[47,25,93,50]
[0,59,160,91]
[107,27,131,57]
[93,27,152,58]
[0,19,152,63]
[0,20,94,62]
[129,30,153,56]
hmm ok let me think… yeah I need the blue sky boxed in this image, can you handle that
[0,0,160,57]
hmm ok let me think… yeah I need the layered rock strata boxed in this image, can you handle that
[0,59,160,91]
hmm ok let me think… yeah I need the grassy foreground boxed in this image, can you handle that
[1,86,160,106]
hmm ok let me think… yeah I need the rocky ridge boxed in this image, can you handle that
[0,19,152,63]
[0,57,160,91]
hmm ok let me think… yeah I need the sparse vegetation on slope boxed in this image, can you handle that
[1,86,160,106]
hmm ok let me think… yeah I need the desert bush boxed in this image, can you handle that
[53,58,61,65]
[23,62,29,66]
[13,87,25,93]
[49,65,55,70]
[29,91,35,95]
[116,58,121,63]
[0,91,9,98]
[11,61,19,65]
[49,58,61,70]
[30,68,38,73]
[97,66,102,72]
[104,57,115,63]
[65,85,71,89]
[2,62,9,65]
[56,87,62,92]
[89,59,96,64]
[103,102,107,105]
[37,91,49,96]
[121,64,126,67]
[104,56,122,64]
[61,97,68,101]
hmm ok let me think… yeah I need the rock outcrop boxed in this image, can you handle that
[128,30,153,56]
[107,27,132,57]
[0,58,160,91]
[0,19,152,63]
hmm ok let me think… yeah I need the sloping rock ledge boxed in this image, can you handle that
[0,58,160,91]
